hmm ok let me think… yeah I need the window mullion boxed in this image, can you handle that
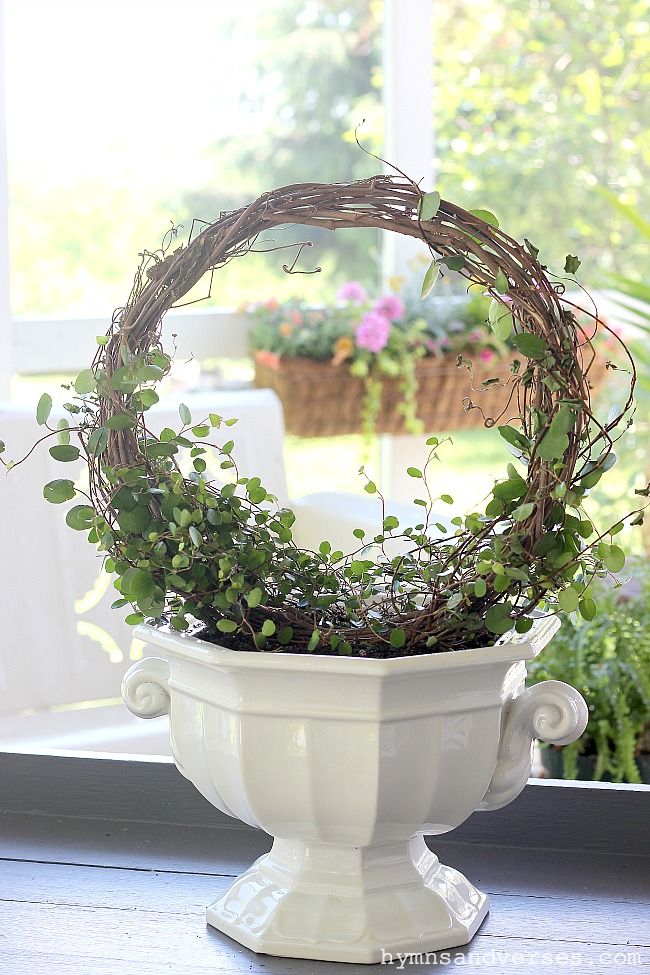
[0,0,13,398]
[381,0,435,281]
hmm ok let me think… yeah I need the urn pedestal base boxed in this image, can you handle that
[206,835,489,964]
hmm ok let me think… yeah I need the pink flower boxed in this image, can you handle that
[479,348,494,363]
[290,309,304,326]
[265,297,279,311]
[337,281,367,303]
[467,329,484,343]
[355,311,391,353]
[373,294,405,321]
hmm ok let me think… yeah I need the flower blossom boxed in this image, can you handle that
[479,348,494,363]
[355,311,391,353]
[290,309,304,326]
[331,335,355,366]
[337,281,367,303]
[255,349,281,370]
[374,294,405,321]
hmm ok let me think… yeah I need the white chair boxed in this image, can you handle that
[0,390,447,755]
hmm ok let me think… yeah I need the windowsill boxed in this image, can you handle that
[1,751,648,973]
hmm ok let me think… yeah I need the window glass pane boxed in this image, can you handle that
[432,0,649,283]
[6,0,382,316]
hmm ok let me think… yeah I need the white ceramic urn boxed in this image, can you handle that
[122,617,587,964]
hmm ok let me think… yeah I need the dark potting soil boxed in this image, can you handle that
[151,616,492,659]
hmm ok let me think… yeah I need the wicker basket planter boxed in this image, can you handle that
[254,352,612,438]
[255,353,515,437]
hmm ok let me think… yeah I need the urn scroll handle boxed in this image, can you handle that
[477,679,588,811]
[121,657,171,718]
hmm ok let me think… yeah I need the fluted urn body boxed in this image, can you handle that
[123,617,587,964]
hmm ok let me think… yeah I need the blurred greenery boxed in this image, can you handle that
[10,0,650,316]
[431,0,650,278]
[528,566,650,782]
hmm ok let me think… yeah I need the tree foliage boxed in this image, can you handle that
[432,0,650,278]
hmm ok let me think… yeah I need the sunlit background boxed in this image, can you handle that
[1,0,649,766]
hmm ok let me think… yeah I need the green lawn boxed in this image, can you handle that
[285,420,647,556]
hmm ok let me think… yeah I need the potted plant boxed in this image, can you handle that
[3,175,644,963]
[529,569,650,783]
[248,282,508,437]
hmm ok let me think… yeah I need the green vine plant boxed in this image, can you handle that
[2,175,647,657]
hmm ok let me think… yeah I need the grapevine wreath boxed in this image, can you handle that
[34,175,643,656]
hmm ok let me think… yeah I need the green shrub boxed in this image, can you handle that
[528,569,650,782]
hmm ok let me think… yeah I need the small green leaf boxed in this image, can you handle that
[179,403,192,425]
[247,587,263,609]
[604,545,625,573]
[537,430,569,462]
[515,617,534,634]
[390,628,406,649]
[307,629,321,652]
[558,587,580,612]
[485,604,513,635]
[512,333,547,359]
[579,596,597,621]
[418,190,441,222]
[65,504,95,530]
[74,369,97,395]
[137,365,164,381]
[192,424,210,438]
[189,526,203,547]
[494,310,514,340]
[420,260,440,300]
[277,626,293,645]
[407,467,422,478]
[493,476,527,501]
[217,619,238,633]
[125,568,155,601]
[147,442,178,458]
[440,494,454,504]
[474,578,487,598]
[96,335,110,345]
[49,444,81,463]
[57,418,71,445]
[524,238,539,259]
[138,389,159,408]
[117,506,152,533]
[512,501,535,522]
[125,613,145,626]
[445,255,465,271]
[498,425,530,452]
[469,208,499,228]
[495,269,509,293]
[105,412,136,430]
[174,507,192,529]
[87,427,109,456]
[261,619,276,637]
[383,515,399,531]
[36,393,53,426]
[564,254,581,275]
[43,479,76,504]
